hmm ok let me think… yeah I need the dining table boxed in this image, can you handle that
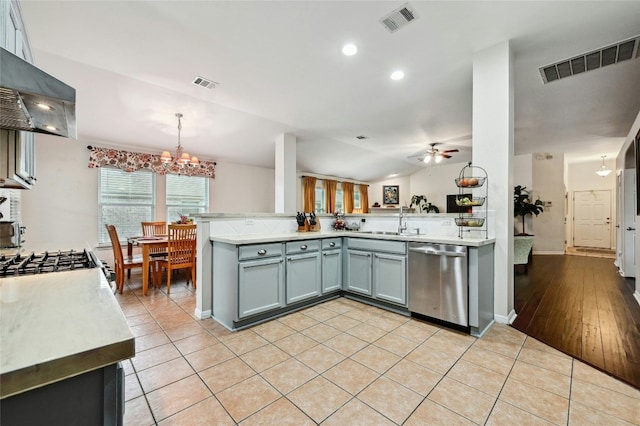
[127,235,168,296]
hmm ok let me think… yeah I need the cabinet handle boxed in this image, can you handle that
[257,249,267,255]
[329,242,336,247]
[288,257,291,262]
[300,245,308,250]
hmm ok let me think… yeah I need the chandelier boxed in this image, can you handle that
[160,113,199,166]
[595,155,612,177]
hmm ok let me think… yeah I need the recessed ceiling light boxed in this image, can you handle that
[45,125,58,131]
[390,70,405,80]
[388,173,398,178]
[342,43,358,56]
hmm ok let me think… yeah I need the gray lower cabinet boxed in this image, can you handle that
[286,240,321,304]
[321,238,342,293]
[345,238,407,306]
[373,252,406,305]
[345,249,372,295]
[238,244,285,319]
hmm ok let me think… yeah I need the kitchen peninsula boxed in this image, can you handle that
[193,212,495,337]
[0,269,134,425]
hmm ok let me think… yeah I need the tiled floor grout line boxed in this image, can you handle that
[118,277,640,426]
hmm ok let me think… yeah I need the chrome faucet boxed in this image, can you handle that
[398,206,407,234]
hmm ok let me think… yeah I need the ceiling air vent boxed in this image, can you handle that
[192,76,218,89]
[539,35,640,84]
[380,3,418,33]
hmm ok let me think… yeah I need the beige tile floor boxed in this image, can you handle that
[116,273,640,425]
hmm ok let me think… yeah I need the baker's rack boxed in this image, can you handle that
[455,162,488,239]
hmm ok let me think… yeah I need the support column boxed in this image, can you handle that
[472,41,515,323]
[275,133,296,213]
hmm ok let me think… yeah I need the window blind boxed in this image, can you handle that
[98,168,155,243]
[166,174,208,221]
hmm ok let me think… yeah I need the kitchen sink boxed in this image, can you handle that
[359,230,423,236]
[359,231,402,236]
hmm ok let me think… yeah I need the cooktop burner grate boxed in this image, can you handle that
[0,249,98,278]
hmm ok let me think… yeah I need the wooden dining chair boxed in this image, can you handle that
[154,223,197,294]
[141,221,168,258]
[141,221,167,236]
[105,224,145,294]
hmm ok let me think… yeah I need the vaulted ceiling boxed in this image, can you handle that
[20,1,640,182]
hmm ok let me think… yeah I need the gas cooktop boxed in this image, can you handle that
[0,250,100,278]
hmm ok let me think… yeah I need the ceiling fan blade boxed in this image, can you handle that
[439,154,453,159]
[441,149,459,153]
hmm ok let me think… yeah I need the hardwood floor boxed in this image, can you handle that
[512,254,640,390]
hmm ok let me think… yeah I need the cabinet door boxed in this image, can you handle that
[345,249,372,295]
[286,252,321,304]
[322,249,342,293]
[17,132,35,184]
[373,252,407,305]
[238,257,284,318]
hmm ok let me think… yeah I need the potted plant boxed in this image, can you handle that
[514,185,543,235]
[410,195,440,213]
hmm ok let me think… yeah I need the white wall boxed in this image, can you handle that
[370,176,411,207]
[210,162,275,213]
[21,135,276,252]
[408,162,468,212]
[532,153,565,253]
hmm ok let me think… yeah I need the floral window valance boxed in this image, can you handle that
[88,146,216,178]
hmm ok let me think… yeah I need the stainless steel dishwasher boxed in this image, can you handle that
[408,243,468,327]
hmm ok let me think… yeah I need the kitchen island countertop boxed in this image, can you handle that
[210,231,494,247]
[0,269,135,399]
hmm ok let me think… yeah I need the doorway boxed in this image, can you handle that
[573,190,612,248]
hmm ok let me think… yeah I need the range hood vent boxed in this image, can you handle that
[0,47,76,138]
[539,35,640,84]
[380,3,418,33]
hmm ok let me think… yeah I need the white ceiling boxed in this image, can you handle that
[19,1,640,182]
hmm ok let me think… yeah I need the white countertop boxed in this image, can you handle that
[210,231,494,247]
[0,269,135,398]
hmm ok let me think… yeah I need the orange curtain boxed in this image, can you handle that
[342,182,354,213]
[324,179,337,213]
[302,176,316,212]
[360,184,369,213]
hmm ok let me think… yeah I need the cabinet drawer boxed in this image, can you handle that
[347,238,406,255]
[322,238,342,250]
[238,243,283,260]
[285,240,320,254]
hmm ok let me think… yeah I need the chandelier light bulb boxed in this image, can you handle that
[595,155,612,177]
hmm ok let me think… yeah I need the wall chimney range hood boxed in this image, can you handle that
[0,47,76,139]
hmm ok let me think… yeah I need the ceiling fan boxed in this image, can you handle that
[409,143,459,164]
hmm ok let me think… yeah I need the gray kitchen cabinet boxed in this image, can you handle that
[321,238,342,293]
[0,2,36,190]
[1,129,36,189]
[345,249,372,295]
[238,257,285,318]
[1,0,32,60]
[468,244,495,337]
[237,243,285,319]
[345,238,407,306]
[286,240,321,304]
[373,252,406,305]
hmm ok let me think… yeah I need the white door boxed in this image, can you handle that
[622,170,636,277]
[573,190,612,248]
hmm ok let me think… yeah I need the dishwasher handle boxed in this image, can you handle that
[408,247,467,257]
